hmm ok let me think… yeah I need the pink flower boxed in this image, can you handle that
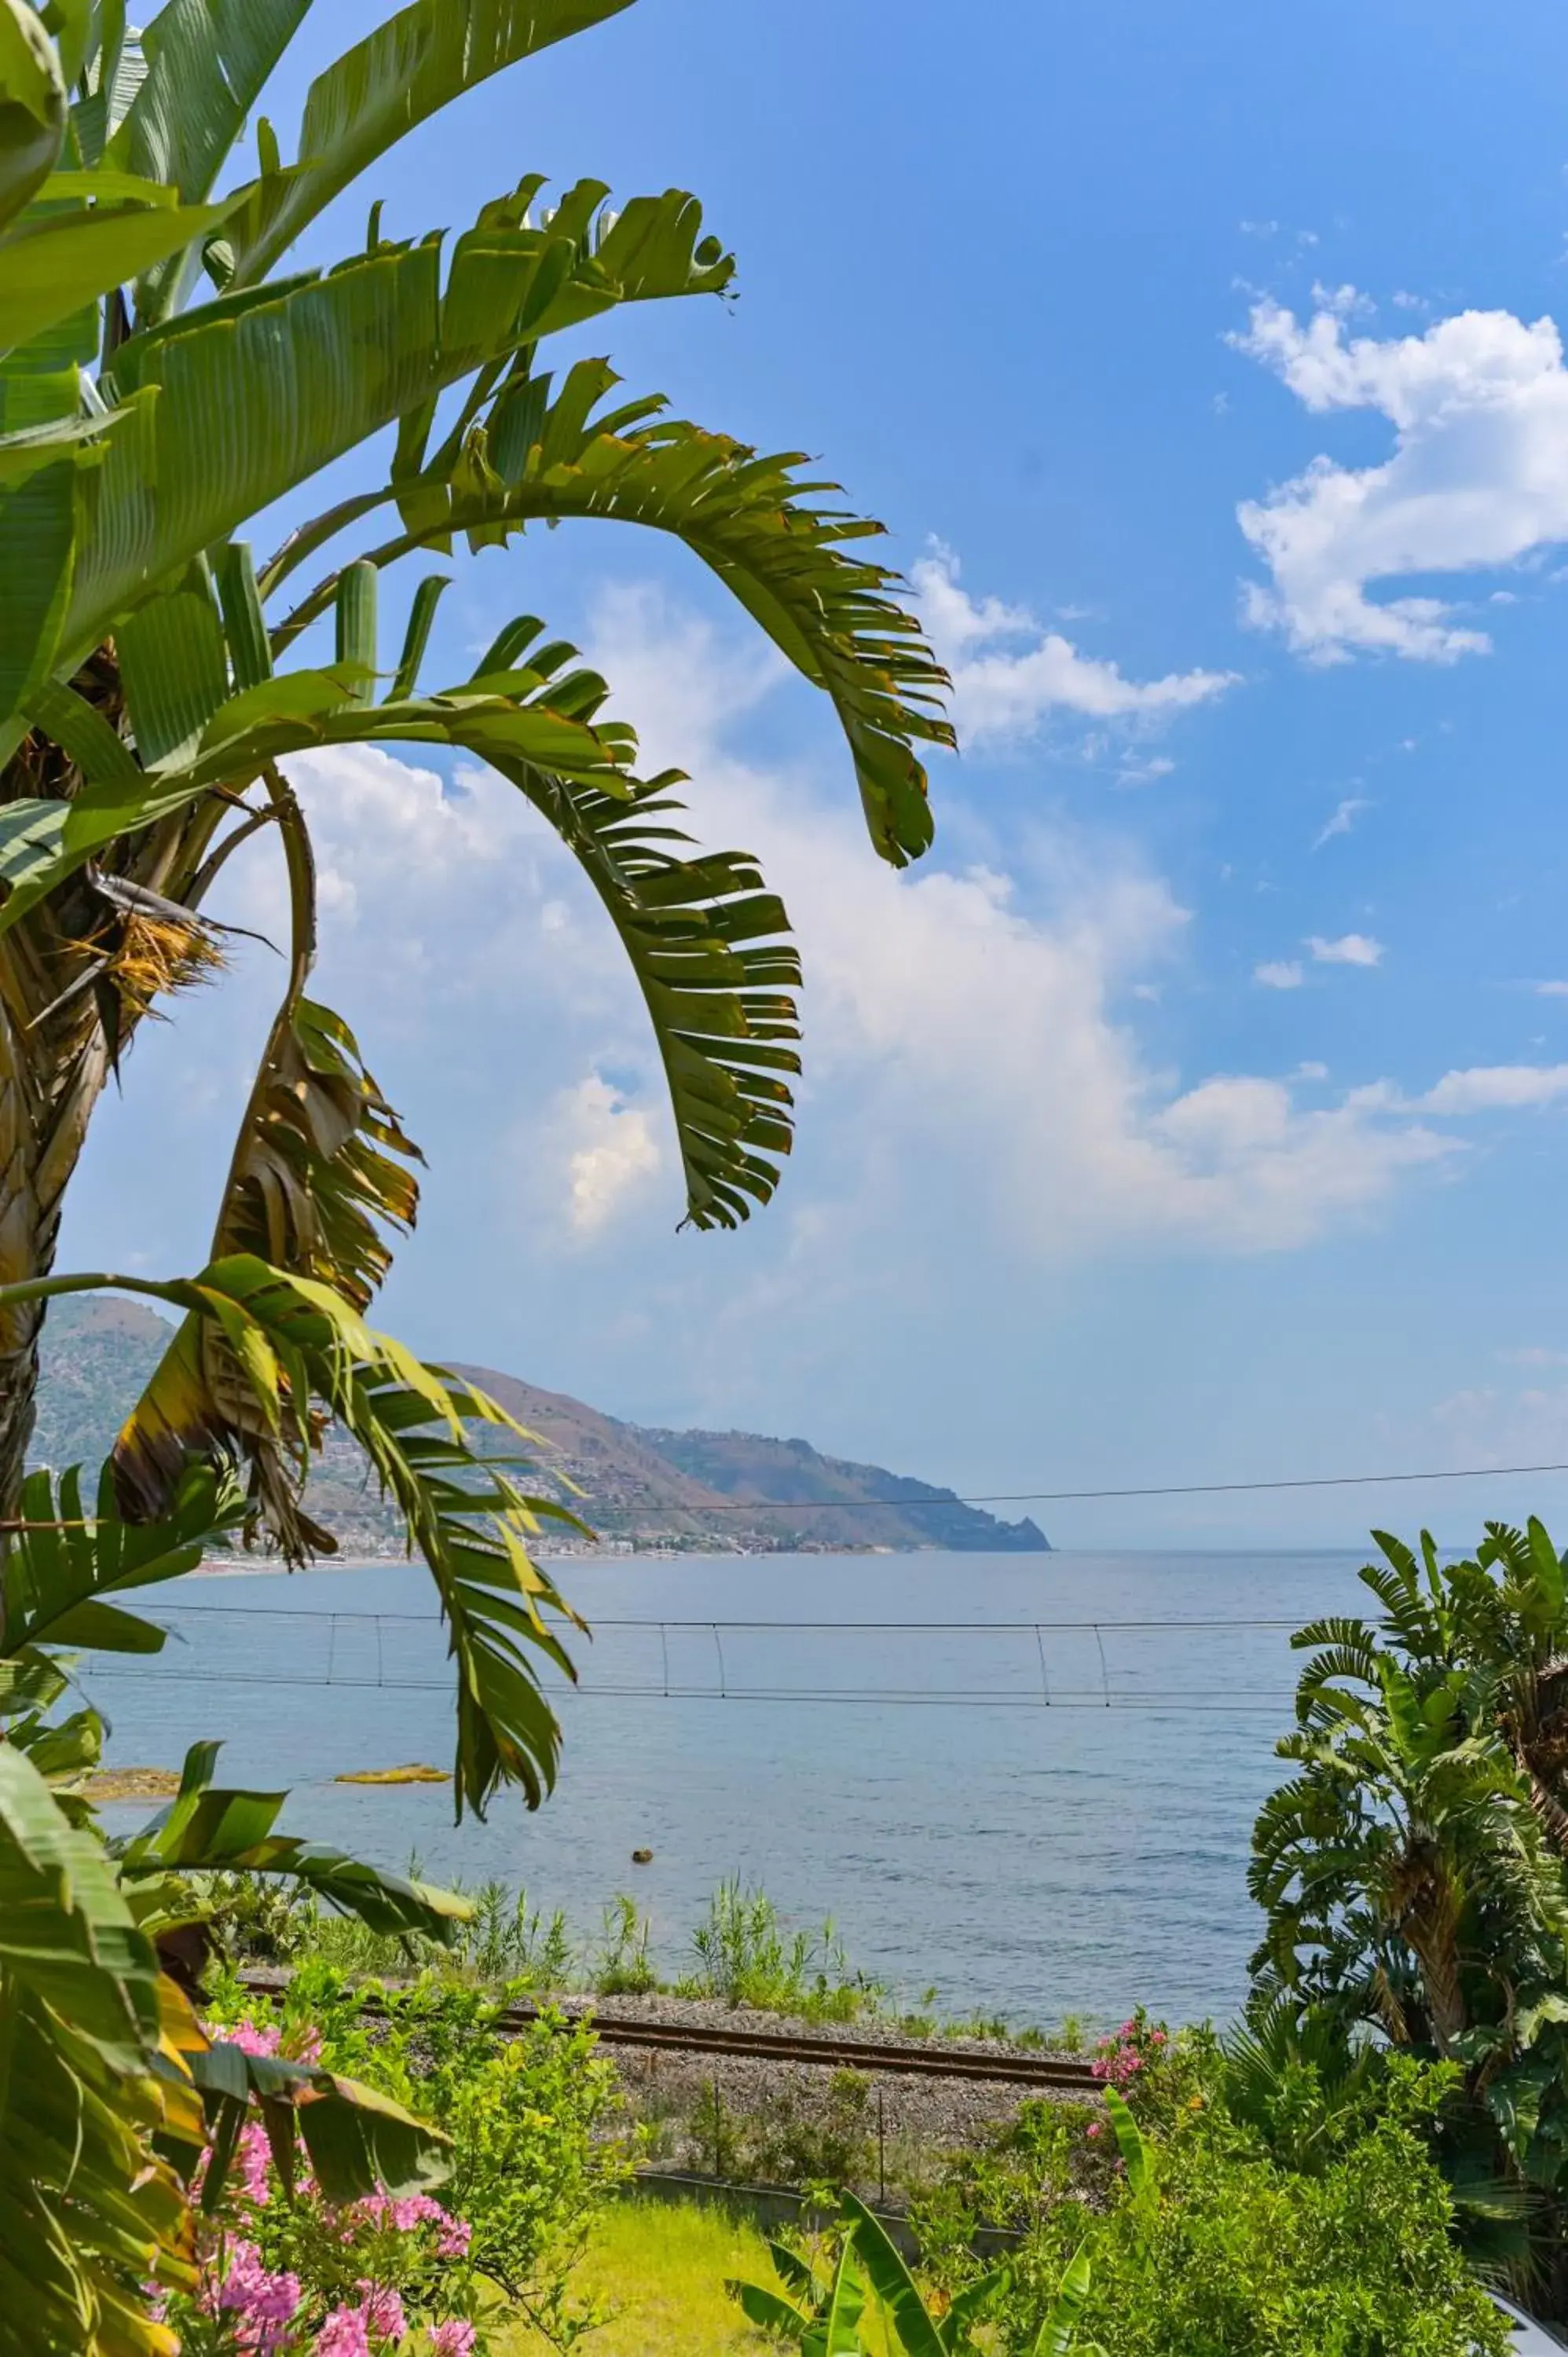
[210,2239,302,2352]
[315,2308,372,2357]
[435,2215,471,2259]
[237,2122,273,2207]
[1086,2120,1103,2140]
[228,2022,283,2058]
[358,2282,407,2341]
[430,2326,477,2357]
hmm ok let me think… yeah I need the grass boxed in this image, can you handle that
[493,2200,793,2357]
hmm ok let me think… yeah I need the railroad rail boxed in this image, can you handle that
[237,1972,1100,2091]
[518,2006,1102,2089]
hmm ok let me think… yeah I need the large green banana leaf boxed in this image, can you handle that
[0,1254,586,1815]
[0,169,731,728]
[223,0,636,289]
[0,1738,196,2357]
[274,360,951,865]
[119,1739,474,1942]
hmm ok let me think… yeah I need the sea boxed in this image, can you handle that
[85,1547,1377,2031]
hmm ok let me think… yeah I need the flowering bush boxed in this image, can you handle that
[179,1964,637,2352]
[1090,2011,1168,2095]
[164,2020,483,2355]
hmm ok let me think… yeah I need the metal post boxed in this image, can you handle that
[877,2086,886,2205]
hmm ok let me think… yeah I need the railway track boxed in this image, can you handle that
[239,1973,1100,2091]
[516,2005,1101,2089]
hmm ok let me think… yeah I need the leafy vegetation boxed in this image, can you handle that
[170,1963,637,2352]
[1249,1517,1568,2306]
[747,2041,1508,2357]
[0,0,951,2336]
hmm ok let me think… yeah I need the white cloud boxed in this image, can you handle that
[1313,797,1371,849]
[1235,296,1568,659]
[1296,1061,1329,1080]
[189,588,1559,1292]
[1308,933,1383,966]
[1535,981,1568,998]
[1255,960,1304,989]
[1417,1063,1568,1113]
[1497,1347,1568,1368]
[552,1076,663,1236]
[911,546,1237,746]
[570,586,1449,1259]
[1350,1064,1568,1116]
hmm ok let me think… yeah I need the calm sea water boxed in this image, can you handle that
[86,1549,1374,2029]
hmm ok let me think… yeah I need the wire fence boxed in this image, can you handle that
[82,1604,1324,1715]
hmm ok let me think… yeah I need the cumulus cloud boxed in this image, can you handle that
[1350,1064,1568,1116]
[910,546,1237,746]
[568,586,1453,1258]
[181,589,1558,1288]
[1234,296,1568,660]
[1417,1064,1568,1113]
[552,1076,662,1235]
[1255,960,1304,989]
[1308,933,1383,966]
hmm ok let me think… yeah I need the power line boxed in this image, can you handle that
[148,1607,1319,1628]
[569,1459,1568,1512]
[79,1662,1292,1713]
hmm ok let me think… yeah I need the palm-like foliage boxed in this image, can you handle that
[0,2,952,2339]
[727,2194,1102,2357]
[1251,1520,1568,2299]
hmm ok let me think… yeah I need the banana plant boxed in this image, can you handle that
[0,0,951,1512]
[0,2,951,2340]
[728,2195,1103,2357]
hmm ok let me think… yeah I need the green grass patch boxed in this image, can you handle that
[495,2200,789,2356]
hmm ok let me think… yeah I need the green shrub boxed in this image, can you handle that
[207,1960,639,2342]
[682,1879,879,2021]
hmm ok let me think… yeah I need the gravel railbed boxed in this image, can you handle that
[530,1992,1094,2164]
[536,1988,1085,2064]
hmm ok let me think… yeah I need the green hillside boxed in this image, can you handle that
[29,1308,1049,1554]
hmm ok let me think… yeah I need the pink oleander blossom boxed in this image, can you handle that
[358,2282,406,2342]
[314,2307,372,2357]
[430,2323,478,2356]
[236,2122,273,2207]
[228,2022,283,2058]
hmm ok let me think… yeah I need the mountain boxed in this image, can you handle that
[26,1301,1049,1553]
[448,1365,1050,1552]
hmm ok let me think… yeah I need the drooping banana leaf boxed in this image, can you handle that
[500,757,801,1227]
[277,361,952,865]
[177,2035,451,2205]
[1,1457,244,1659]
[119,1739,474,1943]
[0,629,646,928]
[0,1256,584,1817]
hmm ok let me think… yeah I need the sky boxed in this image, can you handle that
[56,0,1568,1545]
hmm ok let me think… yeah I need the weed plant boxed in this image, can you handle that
[680,1879,880,2021]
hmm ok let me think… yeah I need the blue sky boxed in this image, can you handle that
[57,0,1568,1545]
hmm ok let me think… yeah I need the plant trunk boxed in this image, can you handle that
[0,937,115,1515]
[0,651,225,1513]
